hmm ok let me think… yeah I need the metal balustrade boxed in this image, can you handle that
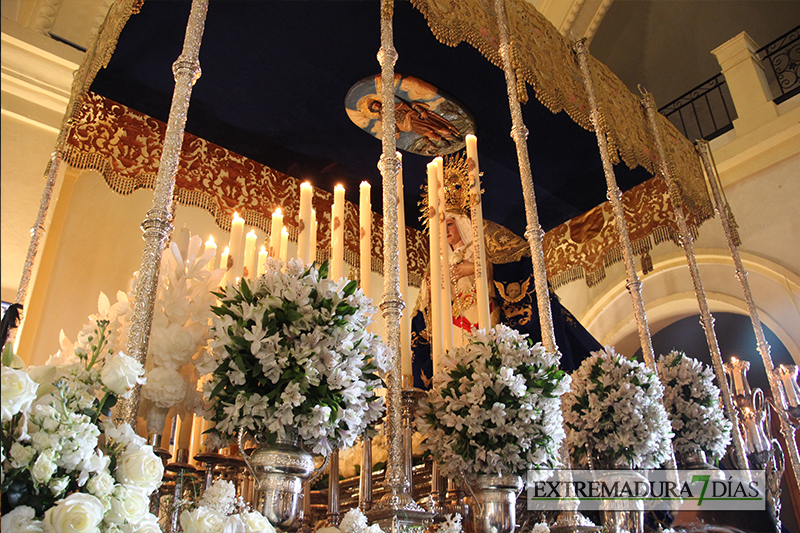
[659,25,799,141]
[659,74,736,142]
[758,25,800,105]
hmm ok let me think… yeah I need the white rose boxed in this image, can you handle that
[241,511,275,533]
[101,353,145,398]
[1,505,44,532]
[120,513,160,533]
[43,492,104,533]
[114,445,164,494]
[26,365,59,398]
[49,476,70,496]
[224,514,246,533]
[107,485,150,525]
[140,366,187,408]
[1,366,39,421]
[179,507,226,533]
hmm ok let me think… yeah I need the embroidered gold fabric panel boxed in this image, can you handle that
[64,93,428,286]
[409,0,713,224]
[543,178,707,289]
[65,94,709,292]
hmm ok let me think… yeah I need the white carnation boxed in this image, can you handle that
[141,366,187,408]
[1,505,44,533]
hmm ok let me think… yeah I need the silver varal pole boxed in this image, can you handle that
[369,0,432,530]
[640,91,750,474]
[494,2,589,531]
[115,0,209,426]
[573,40,678,476]
[572,40,657,369]
[696,140,800,492]
[10,0,143,347]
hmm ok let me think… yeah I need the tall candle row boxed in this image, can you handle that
[217,180,379,290]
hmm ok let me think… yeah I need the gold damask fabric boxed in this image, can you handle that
[65,94,706,292]
[409,0,713,224]
[543,178,705,289]
[64,93,429,286]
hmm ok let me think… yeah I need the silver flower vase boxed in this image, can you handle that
[676,448,715,470]
[587,451,644,533]
[239,429,327,530]
[464,474,523,533]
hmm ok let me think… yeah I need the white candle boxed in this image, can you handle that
[466,134,491,330]
[228,212,245,282]
[219,246,230,287]
[435,157,454,352]
[244,230,257,280]
[205,236,217,271]
[427,161,444,373]
[270,208,283,258]
[310,209,318,264]
[297,182,314,264]
[359,181,372,298]
[176,225,191,260]
[177,412,193,451]
[743,410,759,450]
[729,357,744,393]
[189,412,203,465]
[280,227,289,263]
[257,245,268,277]
[331,184,345,280]
[397,154,412,380]
[778,365,800,407]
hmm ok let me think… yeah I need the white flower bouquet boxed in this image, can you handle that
[417,324,571,482]
[563,346,673,469]
[202,258,390,456]
[316,508,388,533]
[180,478,275,533]
[141,235,223,440]
[656,350,732,462]
[1,298,163,533]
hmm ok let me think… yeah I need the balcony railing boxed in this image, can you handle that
[758,25,800,105]
[659,74,736,141]
[660,25,799,141]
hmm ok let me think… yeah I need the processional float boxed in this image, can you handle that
[10,0,799,532]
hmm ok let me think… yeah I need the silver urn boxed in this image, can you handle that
[239,430,326,530]
[465,474,524,533]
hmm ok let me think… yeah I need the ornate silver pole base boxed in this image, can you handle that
[327,448,341,526]
[167,449,197,533]
[360,434,374,513]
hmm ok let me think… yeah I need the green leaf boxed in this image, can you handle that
[209,379,227,400]
[343,279,358,295]
[240,277,253,301]
[2,342,14,367]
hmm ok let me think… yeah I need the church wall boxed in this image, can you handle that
[555,128,800,365]
[0,114,58,303]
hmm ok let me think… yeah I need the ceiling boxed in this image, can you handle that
[89,0,653,236]
[590,0,800,106]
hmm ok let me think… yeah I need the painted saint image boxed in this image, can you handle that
[345,73,475,156]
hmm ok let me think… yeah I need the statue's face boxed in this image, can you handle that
[445,217,461,246]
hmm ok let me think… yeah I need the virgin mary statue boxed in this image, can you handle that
[410,156,602,389]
